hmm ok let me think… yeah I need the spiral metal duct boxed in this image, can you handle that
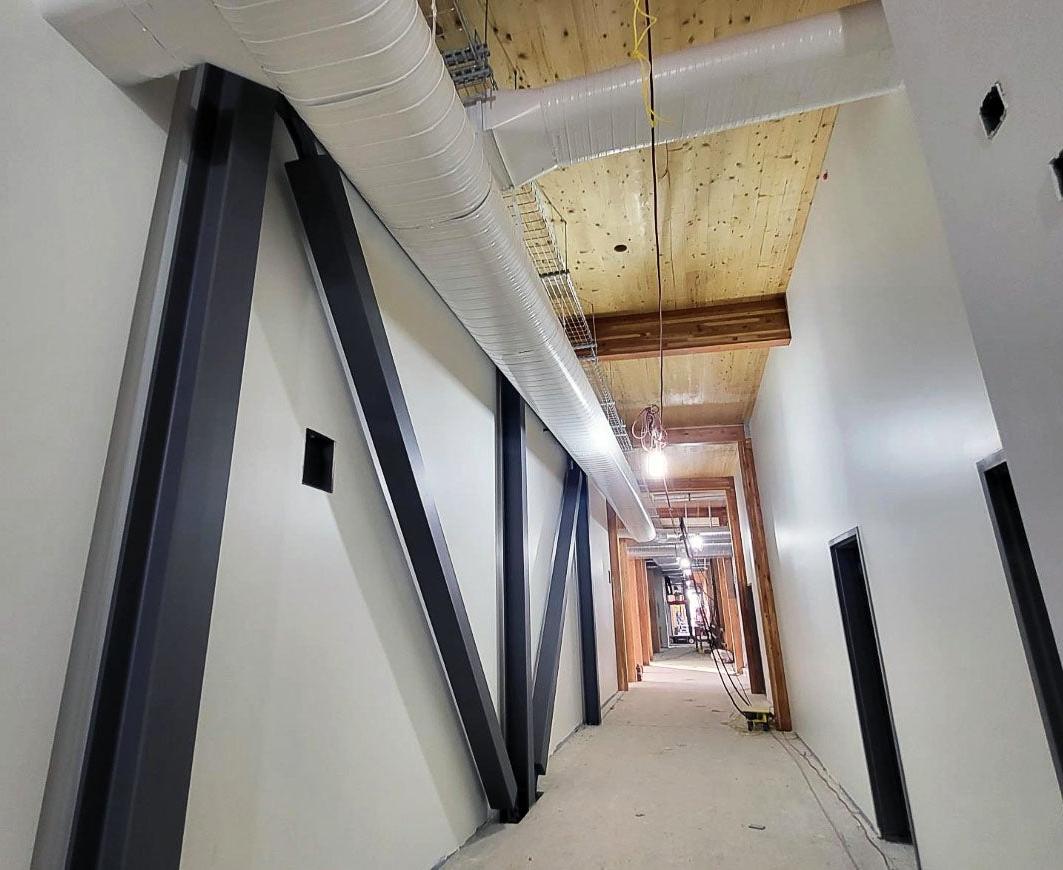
[478,0,899,187]
[39,0,900,542]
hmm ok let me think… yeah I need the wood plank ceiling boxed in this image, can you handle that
[462,0,853,477]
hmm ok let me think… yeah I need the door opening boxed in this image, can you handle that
[830,529,913,843]
[980,454,1063,793]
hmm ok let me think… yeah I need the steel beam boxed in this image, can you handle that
[285,151,517,812]
[575,473,602,725]
[69,66,275,870]
[498,374,536,820]
[532,463,583,775]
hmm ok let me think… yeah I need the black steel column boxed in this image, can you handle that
[531,463,582,774]
[575,472,602,725]
[285,151,517,813]
[70,66,275,870]
[498,375,535,820]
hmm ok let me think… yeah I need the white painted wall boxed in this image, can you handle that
[181,130,618,868]
[0,3,174,866]
[589,486,620,703]
[882,0,1063,666]
[527,414,583,753]
[751,92,1063,869]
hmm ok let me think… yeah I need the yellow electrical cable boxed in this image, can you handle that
[631,0,660,128]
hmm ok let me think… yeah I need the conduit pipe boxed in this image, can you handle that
[476,0,899,187]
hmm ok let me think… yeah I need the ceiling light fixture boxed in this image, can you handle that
[644,447,668,478]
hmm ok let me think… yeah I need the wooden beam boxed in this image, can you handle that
[655,505,728,523]
[636,560,653,665]
[667,424,746,445]
[646,570,662,655]
[738,436,791,731]
[646,476,735,494]
[583,294,790,361]
[717,558,745,673]
[725,486,765,694]
[619,543,643,681]
[606,507,629,692]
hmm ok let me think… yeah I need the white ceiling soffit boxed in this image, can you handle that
[39,0,657,541]
[475,0,900,187]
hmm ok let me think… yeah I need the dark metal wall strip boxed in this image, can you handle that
[981,458,1063,795]
[285,152,517,813]
[498,375,536,820]
[575,473,602,725]
[70,66,276,870]
[531,463,583,775]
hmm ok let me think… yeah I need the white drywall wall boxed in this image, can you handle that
[527,415,583,754]
[589,485,620,702]
[181,132,493,870]
[881,0,1063,665]
[0,3,173,866]
[182,129,619,868]
[751,92,1063,868]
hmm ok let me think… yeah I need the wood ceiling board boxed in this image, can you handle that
[666,443,738,479]
[668,424,745,445]
[466,0,848,431]
[605,348,768,428]
[476,0,858,89]
[632,442,736,481]
[539,110,836,316]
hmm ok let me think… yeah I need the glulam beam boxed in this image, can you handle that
[582,294,790,361]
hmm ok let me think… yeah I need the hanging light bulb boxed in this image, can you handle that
[688,533,704,551]
[643,447,667,479]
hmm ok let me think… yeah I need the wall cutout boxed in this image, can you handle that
[979,82,1007,139]
[302,428,335,492]
[829,529,914,844]
[980,454,1063,794]
[1050,151,1063,201]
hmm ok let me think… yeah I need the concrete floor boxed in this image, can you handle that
[446,648,917,870]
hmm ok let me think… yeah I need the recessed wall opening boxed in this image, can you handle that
[980,455,1063,793]
[830,529,914,844]
[979,82,1007,139]
[1050,151,1063,201]
[302,428,335,492]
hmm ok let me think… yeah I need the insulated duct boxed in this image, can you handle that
[39,0,899,544]
[40,0,656,541]
[477,1,899,187]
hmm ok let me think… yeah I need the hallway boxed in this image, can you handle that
[447,649,916,869]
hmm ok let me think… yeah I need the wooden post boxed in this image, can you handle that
[725,484,765,694]
[619,543,643,680]
[606,508,629,692]
[647,570,661,654]
[636,560,653,664]
[738,437,791,731]
[716,557,744,672]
